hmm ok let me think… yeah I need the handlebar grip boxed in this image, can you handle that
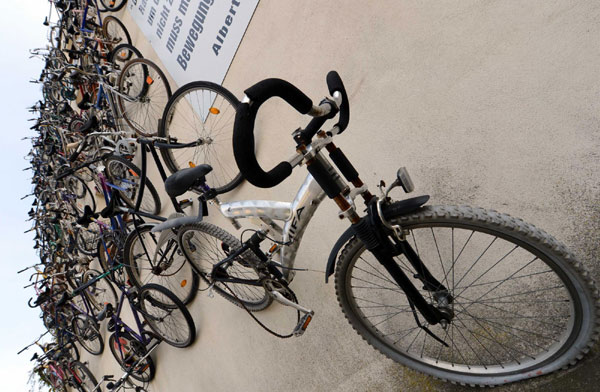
[244,78,313,113]
[233,102,293,188]
[326,71,350,133]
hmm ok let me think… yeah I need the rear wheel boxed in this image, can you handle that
[70,361,98,392]
[335,204,599,386]
[64,175,96,217]
[108,43,143,70]
[72,314,104,355]
[177,222,272,311]
[124,225,198,305]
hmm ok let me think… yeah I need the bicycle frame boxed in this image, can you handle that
[74,263,157,361]
[215,174,325,282]
[68,279,98,318]
[77,0,103,32]
[110,287,153,348]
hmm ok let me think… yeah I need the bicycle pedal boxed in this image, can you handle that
[293,313,314,337]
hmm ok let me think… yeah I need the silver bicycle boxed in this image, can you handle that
[146,71,598,387]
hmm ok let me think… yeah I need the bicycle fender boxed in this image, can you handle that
[150,215,202,233]
[325,227,356,283]
[151,209,204,233]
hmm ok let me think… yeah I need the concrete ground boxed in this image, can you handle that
[81,1,600,391]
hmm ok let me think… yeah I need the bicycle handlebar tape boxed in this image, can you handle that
[244,78,313,114]
[326,71,350,133]
[233,102,292,188]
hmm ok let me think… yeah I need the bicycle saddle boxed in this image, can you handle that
[77,205,98,227]
[164,164,212,197]
[78,116,99,135]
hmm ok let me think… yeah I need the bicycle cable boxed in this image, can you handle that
[221,281,300,339]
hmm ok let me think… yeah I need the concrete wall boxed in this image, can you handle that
[84,1,600,391]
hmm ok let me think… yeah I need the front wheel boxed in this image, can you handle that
[158,81,242,194]
[72,314,104,355]
[117,58,171,137]
[98,0,128,13]
[124,225,199,305]
[101,16,131,51]
[138,283,196,348]
[335,204,599,386]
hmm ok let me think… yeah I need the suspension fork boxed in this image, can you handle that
[300,135,450,325]
[353,201,450,325]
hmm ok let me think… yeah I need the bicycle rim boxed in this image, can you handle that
[335,205,598,386]
[117,59,171,137]
[159,81,242,193]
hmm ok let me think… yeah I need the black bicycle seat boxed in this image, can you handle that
[164,165,213,197]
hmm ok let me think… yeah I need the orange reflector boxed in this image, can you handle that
[110,1,115,5]
[128,169,139,177]
[269,244,277,253]
[188,162,196,168]
[146,76,154,85]
[181,280,187,288]
[209,107,220,115]
[302,315,312,330]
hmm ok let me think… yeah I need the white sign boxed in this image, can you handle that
[127,0,259,87]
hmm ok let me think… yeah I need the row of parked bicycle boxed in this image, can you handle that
[22,0,225,391]
[21,0,600,390]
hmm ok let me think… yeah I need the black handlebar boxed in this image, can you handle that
[326,71,350,133]
[245,78,314,113]
[233,71,349,189]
